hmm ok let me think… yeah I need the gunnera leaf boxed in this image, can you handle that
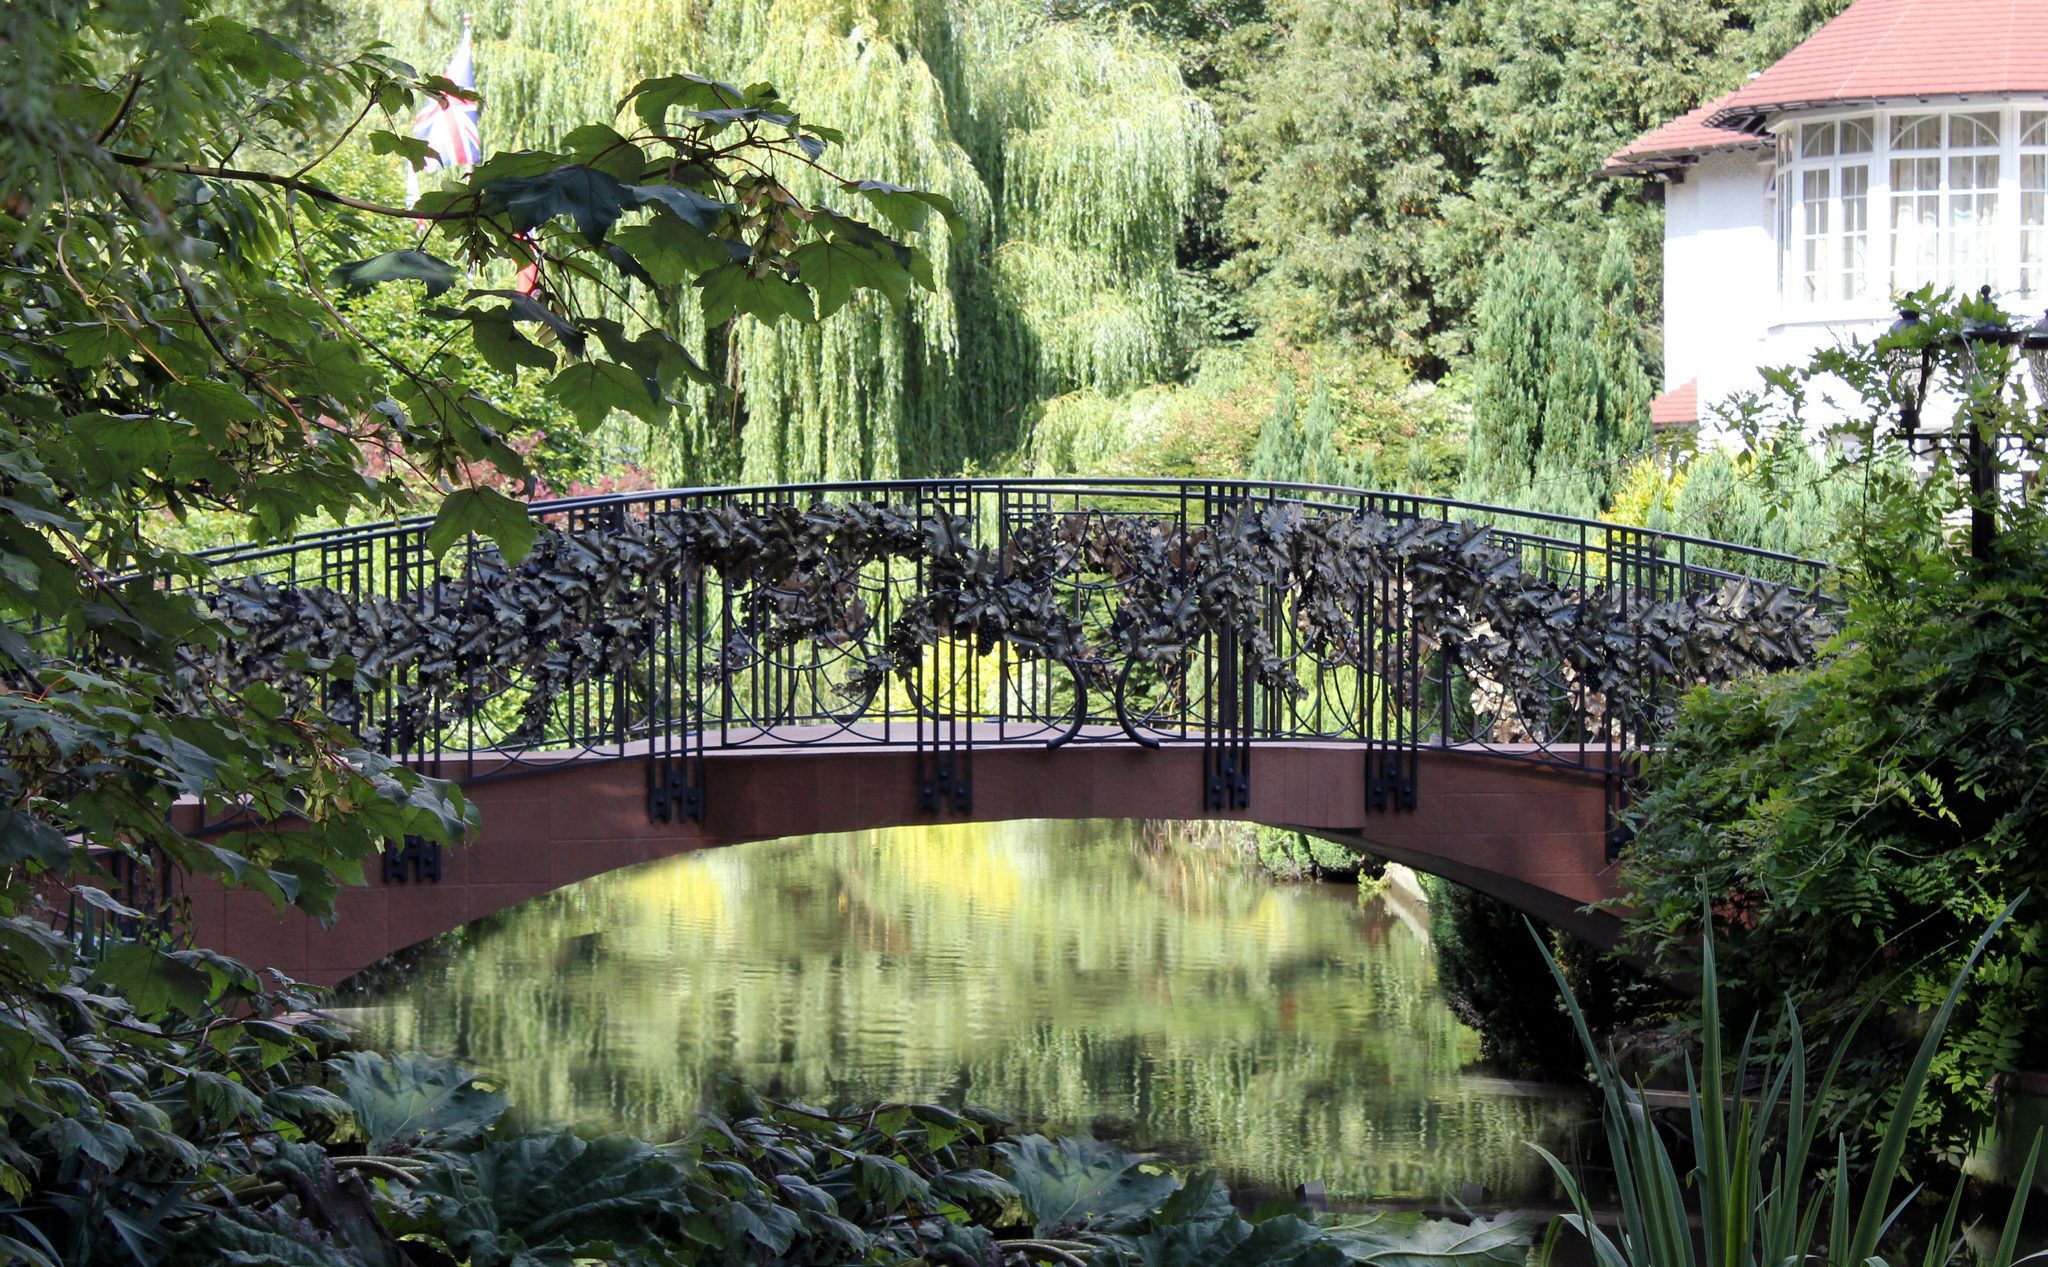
[329,1051,507,1152]
[1319,1211,1529,1267]
[405,1130,693,1266]
[995,1135,1181,1236]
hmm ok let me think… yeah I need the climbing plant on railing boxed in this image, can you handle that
[198,493,1833,754]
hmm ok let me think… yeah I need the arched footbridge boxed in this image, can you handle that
[152,479,1829,984]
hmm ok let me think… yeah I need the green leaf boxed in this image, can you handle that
[602,243,656,289]
[170,1204,372,1266]
[163,379,261,431]
[841,180,961,235]
[425,486,537,564]
[94,944,212,1017]
[455,289,586,356]
[715,1201,801,1255]
[1096,1211,1347,1267]
[73,411,174,472]
[0,810,70,869]
[629,183,731,234]
[695,261,812,326]
[546,359,668,429]
[626,71,746,132]
[933,1167,1018,1209]
[1321,1212,1529,1267]
[408,1131,691,1260]
[997,1135,1180,1236]
[811,206,912,264]
[51,322,130,370]
[590,320,713,390]
[368,129,436,171]
[483,165,635,246]
[853,1153,930,1209]
[611,217,744,286]
[468,315,558,375]
[560,123,646,181]
[330,1050,507,1150]
[786,237,868,319]
[186,1072,264,1121]
[327,250,459,299]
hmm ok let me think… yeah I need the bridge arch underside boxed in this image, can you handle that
[179,742,1624,987]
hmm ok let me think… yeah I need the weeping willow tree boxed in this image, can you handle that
[353,0,1214,485]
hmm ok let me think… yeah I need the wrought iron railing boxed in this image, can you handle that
[165,479,1830,849]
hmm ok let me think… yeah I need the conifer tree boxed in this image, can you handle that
[1464,243,1582,511]
[1250,376,1356,486]
[1249,378,1302,483]
[1466,238,1650,517]
[1593,227,1654,463]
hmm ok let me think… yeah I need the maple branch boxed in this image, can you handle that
[106,152,474,221]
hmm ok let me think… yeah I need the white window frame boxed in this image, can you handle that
[1777,117,1874,305]
[2021,111,2048,302]
[1771,101,2048,321]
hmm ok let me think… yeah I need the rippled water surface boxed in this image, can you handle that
[351,820,1575,1204]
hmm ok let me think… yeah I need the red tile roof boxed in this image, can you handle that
[1605,92,1763,173]
[1650,380,1699,429]
[1705,0,2048,131]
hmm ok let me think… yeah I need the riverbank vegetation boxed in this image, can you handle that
[1617,292,2048,1166]
[1541,900,2041,1267]
[125,1019,1538,1266]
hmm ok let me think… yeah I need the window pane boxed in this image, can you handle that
[1892,155,1939,194]
[1951,111,2001,148]
[1950,154,1999,289]
[1892,156,1942,286]
[1951,153,1999,192]
[1841,164,1870,298]
[1839,117,1874,154]
[2025,152,2046,298]
[1892,114,1940,150]
[1802,168,1831,301]
[2024,112,2048,149]
[1801,121,1836,158]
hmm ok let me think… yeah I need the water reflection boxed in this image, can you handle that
[351,820,1576,1203]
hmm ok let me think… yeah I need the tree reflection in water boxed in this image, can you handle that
[350,820,1577,1205]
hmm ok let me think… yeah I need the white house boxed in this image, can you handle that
[1605,0,2048,436]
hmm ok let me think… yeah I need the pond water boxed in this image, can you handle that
[348,819,1579,1206]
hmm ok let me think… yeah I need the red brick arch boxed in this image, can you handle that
[177,740,1623,986]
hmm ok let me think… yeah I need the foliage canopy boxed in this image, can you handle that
[0,0,944,1249]
[1622,291,2048,1159]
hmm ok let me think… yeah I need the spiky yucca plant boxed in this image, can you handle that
[1534,899,2042,1267]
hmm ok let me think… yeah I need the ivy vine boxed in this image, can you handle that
[200,496,1833,751]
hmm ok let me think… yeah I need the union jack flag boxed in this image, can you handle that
[405,18,480,204]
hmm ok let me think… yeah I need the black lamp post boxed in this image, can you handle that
[1959,300,2021,559]
[1885,291,2048,559]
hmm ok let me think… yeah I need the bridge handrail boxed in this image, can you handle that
[169,478,1827,578]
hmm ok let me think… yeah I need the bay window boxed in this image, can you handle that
[1775,105,2048,312]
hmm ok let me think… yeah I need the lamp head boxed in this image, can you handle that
[2023,309,2048,411]
[1883,306,1932,435]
